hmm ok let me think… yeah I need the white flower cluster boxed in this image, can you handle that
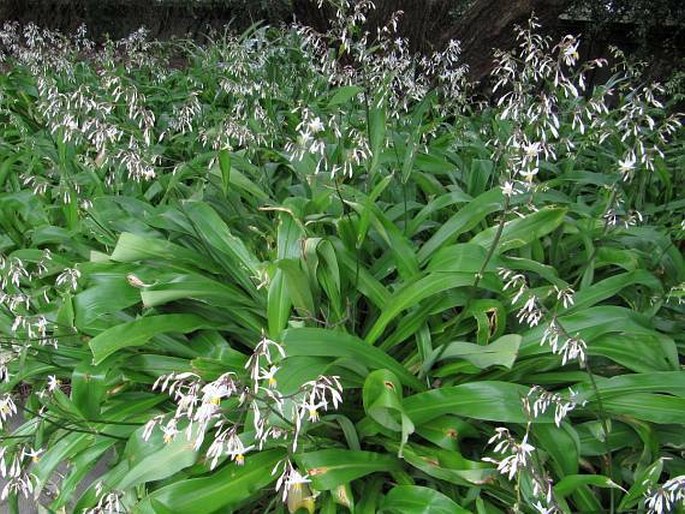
[498,267,544,328]
[300,0,468,118]
[645,475,685,514]
[484,427,536,481]
[485,427,561,513]
[489,17,681,203]
[522,385,585,427]
[285,105,371,179]
[498,268,586,365]
[541,318,587,367]
[84,484,125,514]
[0,251,62,372]
[0,446,43,501]
[144,334,343,485]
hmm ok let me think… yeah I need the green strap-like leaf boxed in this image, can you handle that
[282,327,425,391]
[296,449,401,491]
[403,381,548,424]
[132,449,285,514]
[89,314,217,364]
[363,369,414,456]
[380,485,472,514]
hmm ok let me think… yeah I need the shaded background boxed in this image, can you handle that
[0,0,683,89]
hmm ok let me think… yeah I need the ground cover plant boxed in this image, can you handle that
[0,1,684,512]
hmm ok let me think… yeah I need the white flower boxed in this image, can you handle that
[618,154,636,180]
[541,318,587,365]
[0,394,17,428]
[46,375,61,392]
[201,373,238,405]
[299,396,326,423]
[517,295,543,327]
[645,475,685,514]
[553,285,575,309]
[160,419,179,444]
[273,460,311,503]
[257,365,279,389]
[486,429,535,481]
[20,447,43,463]
[55,267,81,291]
[523,385,585,427]
[307,117,324,134]
[141,415,164,442]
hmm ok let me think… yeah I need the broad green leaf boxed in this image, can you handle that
[590,332,678,372]
[74,271,141,333]
[117,424,200,490]
[89,314,216,364]
[470,207,567,253]
[380,485,471,514]
[618,458,664,511]
[51,438,117,510]
[368,106,386,173]
[414,416,478,451]
[334,241,390,308]
[268,268,291,337]
[407,190,471,237]
[33,431,96,497]
[367,272,498,347]
[363,369,414,456]
[73,460,131,512]
[282,328,425,391]
[601,393,685,424]
[139,273,254,309]
[427,243,491,274]
[132,450,284,514]
[70,360,108,419]
[111,232,218,273]
[347,198,419,280]
[576,372,685,401]
[423,334,521,373]
[576,420,639,456]
[328,85,363,107]
[403,382,549,424]
[533,423,580,476]
[183,201,260,292]
[397,443,494,486]
[278,258,315,316]
[567,269,662,313]
[296,449,401,490]
[418,188,503,263]
[218,149,231,194]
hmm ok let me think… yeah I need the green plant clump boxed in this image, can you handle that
[0,3,683,513]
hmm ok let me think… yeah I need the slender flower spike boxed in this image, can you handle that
[55,267,81,291]
[485,428,536,481]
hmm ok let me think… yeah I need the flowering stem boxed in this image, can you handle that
[474,194,511,289]
[546,314,615,513]
[21,406,128,441]
[582,359,615,514]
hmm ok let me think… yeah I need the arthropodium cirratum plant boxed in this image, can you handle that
[0,1,684,512]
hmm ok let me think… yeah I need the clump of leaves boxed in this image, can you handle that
[0,3,683,514]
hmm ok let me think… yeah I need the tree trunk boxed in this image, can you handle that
[442,0,571,83]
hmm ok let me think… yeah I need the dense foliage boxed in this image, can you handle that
[0,3,683,513]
